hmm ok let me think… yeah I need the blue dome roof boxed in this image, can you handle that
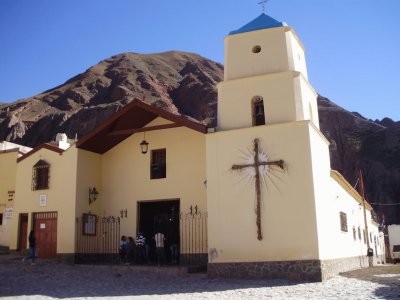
[229,13,286,35]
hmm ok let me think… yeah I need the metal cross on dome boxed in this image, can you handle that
[232,138,284,240]
[258,0,270,13]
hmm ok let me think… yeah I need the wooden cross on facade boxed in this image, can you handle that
[232,138,284,240]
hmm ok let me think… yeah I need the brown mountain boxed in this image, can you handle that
[0,51,398,224]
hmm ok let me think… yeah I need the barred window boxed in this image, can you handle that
[151,149,166,179]
[340,212,348,232]
[32,160,50,190]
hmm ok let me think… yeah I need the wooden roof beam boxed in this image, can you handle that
[108,123,182,136]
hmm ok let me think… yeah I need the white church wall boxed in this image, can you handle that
[101,117,207,238]
[296,75,319,129]
[286,29,308,79]
[218,71,300,130]
[207,120,321,263]
[315,170,379,261]
[224,27,290,81]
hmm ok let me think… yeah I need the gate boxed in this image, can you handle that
[75,215,120,264]
[74,212,207,267]
[150,210,208,267]
[180,211,208,267]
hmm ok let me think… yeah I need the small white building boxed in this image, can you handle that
[387,224,400,263]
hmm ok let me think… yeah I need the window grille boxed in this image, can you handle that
[32,160,50,190]
[151,149,166,179]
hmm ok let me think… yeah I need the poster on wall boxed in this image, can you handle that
[39,194,47,207]
[4,207,13,219]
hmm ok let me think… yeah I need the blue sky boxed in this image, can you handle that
[0,0,399,121]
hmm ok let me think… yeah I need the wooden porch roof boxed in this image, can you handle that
[76,99,207,154]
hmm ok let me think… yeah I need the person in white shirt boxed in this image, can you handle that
[154,232,165,266]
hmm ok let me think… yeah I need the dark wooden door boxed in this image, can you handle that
[18,214,28,251]
[33,212,57,258]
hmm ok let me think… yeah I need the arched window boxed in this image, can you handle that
[32,160,50,190]
[252,96,265,126]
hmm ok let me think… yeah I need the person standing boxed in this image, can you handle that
[23,230,36,265]
[154,232,165,266]
[119,235,127,263]
[126,236,136,265]
[135,232,146,264]
[367,247,374,267]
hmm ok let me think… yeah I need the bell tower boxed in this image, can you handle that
[217,14,319,131]
[206,13,334,281]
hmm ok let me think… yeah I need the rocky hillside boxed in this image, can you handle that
[0,51,222,146]
[318,96,400,225]
[0,51,398,224]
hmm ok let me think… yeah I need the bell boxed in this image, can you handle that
[256,104,264,117]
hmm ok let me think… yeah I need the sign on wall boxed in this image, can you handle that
[39,194,47,207]
[4,207,13,219]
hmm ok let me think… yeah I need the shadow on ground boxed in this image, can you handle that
[341,264,400,299]
[0,254,299,298]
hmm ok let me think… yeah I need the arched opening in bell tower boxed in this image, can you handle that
[252,96,266,126]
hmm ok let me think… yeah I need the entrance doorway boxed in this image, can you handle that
[33,212,58,258]
[18,214,28,252]
[137,199,179,264]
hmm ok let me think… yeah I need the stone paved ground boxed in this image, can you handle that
[0,254,399,299]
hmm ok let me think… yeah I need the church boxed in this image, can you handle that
[0,14,384,281]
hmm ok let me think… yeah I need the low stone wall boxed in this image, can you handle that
[0,245,10,255]
[208,260,323,282]
[208,255,381,282]
[320,256,368,281]
[57,253,75,264]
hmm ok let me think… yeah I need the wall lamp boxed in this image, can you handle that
[140,132,149,154]
[89,187,99,205]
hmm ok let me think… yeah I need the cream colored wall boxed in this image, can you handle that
[286,30,308,79]
[206,121,320,263]
[9,147,78,254]
[218,71,318,131]
[76,149,102,217]
[224,27,306,81]
[218,72,295,130]
[0,151,18,246]
[101,117,207,238]
[296,75,320,129]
